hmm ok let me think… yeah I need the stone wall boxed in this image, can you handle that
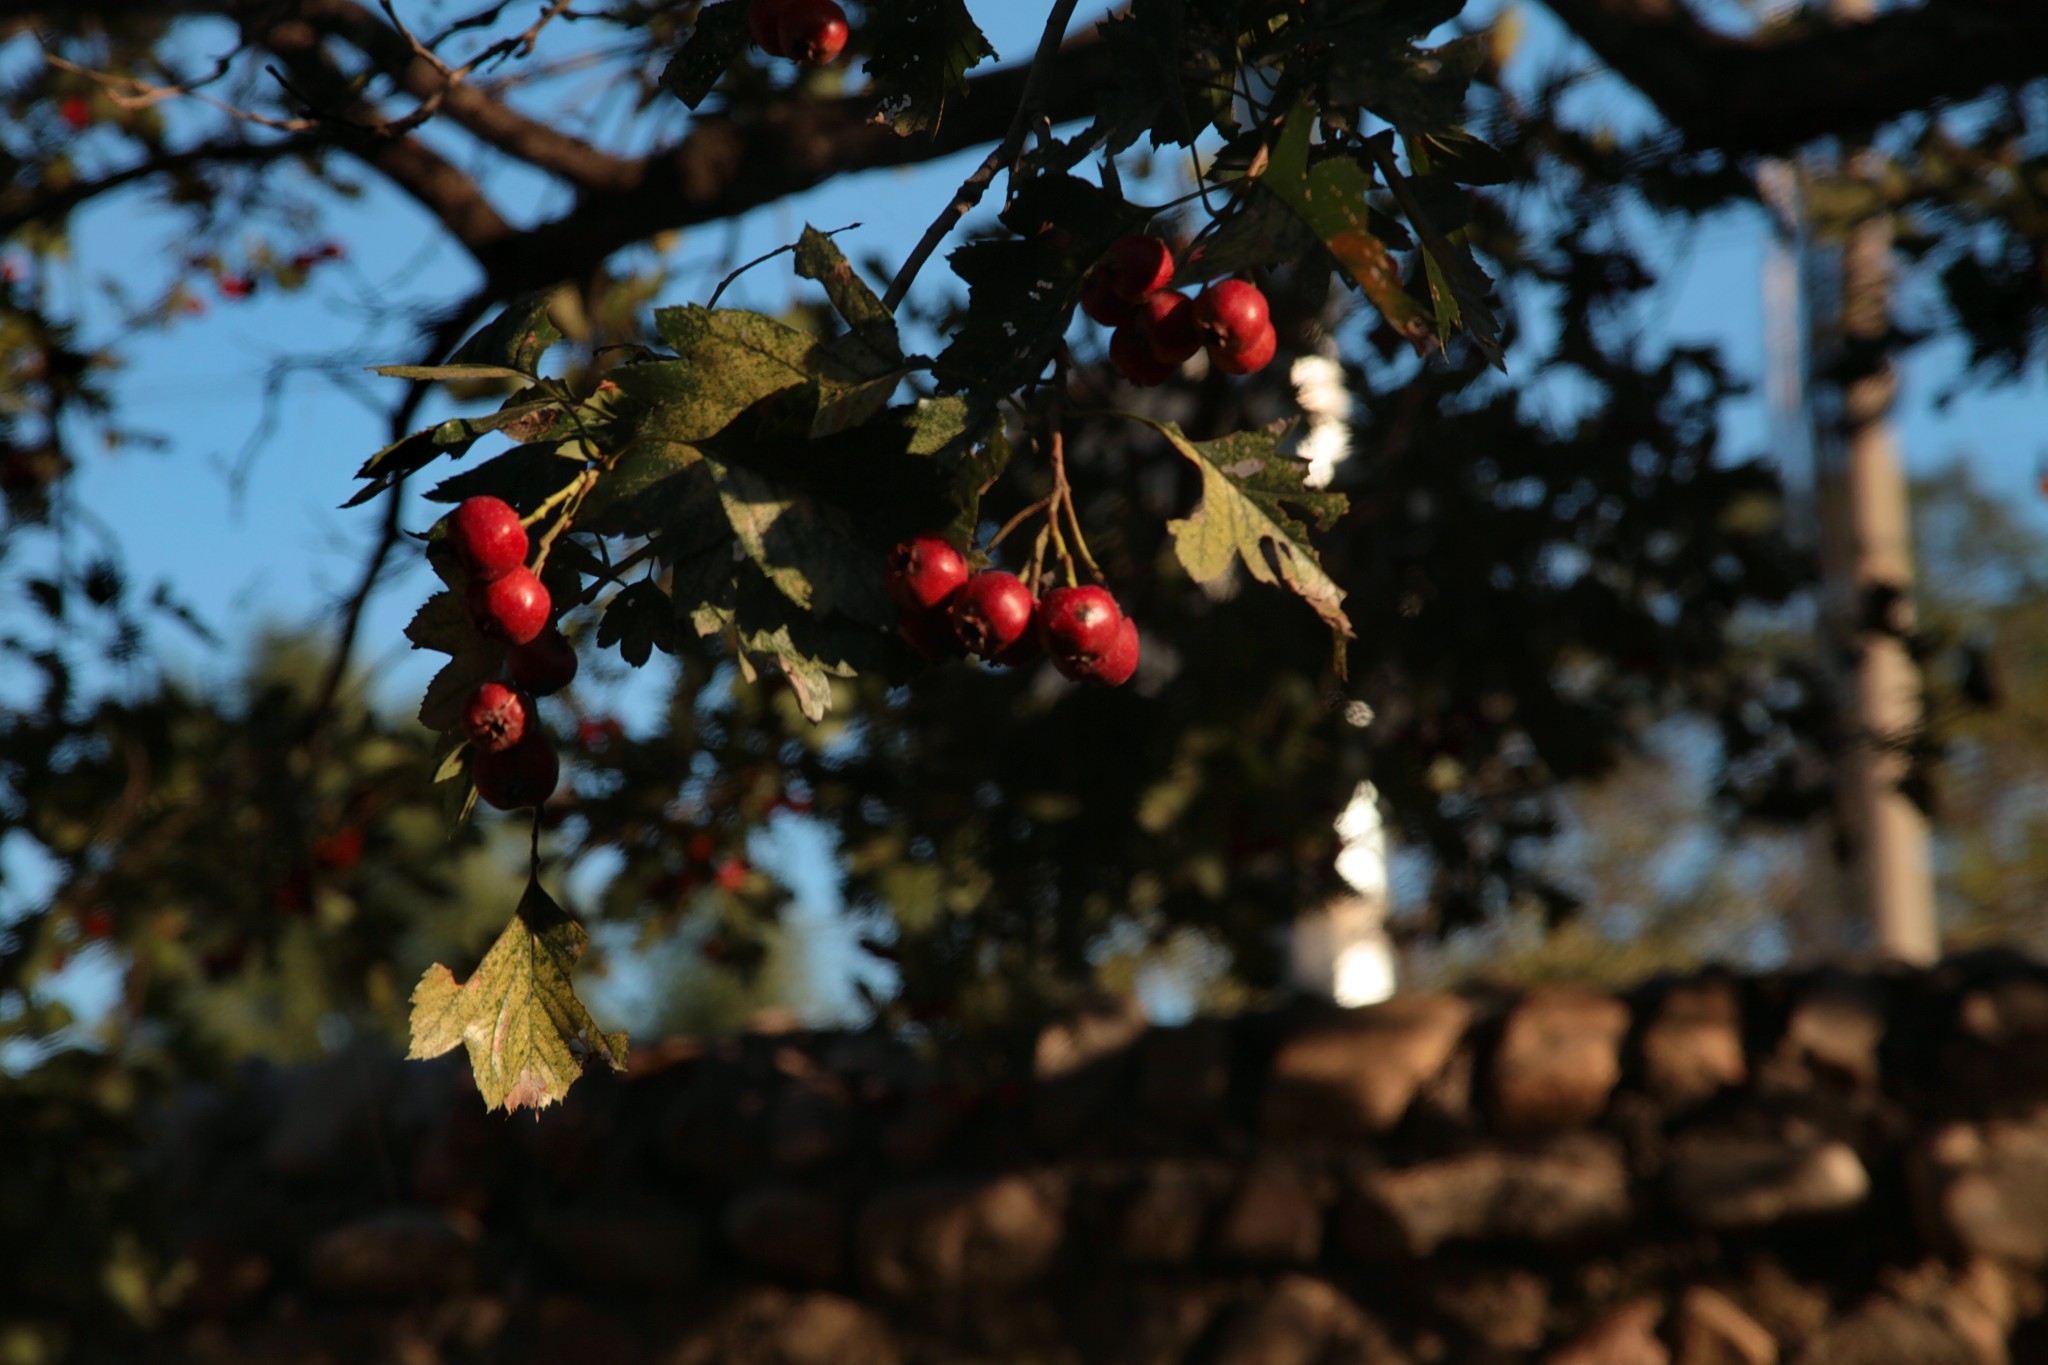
[108,952,2048,1363]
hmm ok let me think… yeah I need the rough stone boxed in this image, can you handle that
[1494,988,1632,1135]
[1548,1299,1669,1365]
[664,1289,899,1365]
[1343,1134,1630,1258]
[1675,1286,1778,1365]
[1138,1018,1232,1127]
[305,1207,479,1299]
[1640,978,1747,1108]
[767,1076,850,1173]
[1119,1160,1232,1264]
[1033,1000,1146,1146]
[1791,1297,1976,1365]
[537,1208,701,1290]
[1430,1266,1549,1352]
[1213,1158,1326,1264]
[1775,979,1886,1091]
[1264,995,1473,1141]
[1668,1137,1869,1229]
[1919,1116,2048,1266]
[858,1174,1064,1299]
[725,1186,845,1284]
[1209,1274,1411,1365]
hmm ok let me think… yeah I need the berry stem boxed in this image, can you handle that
[988,495,1054,552]
[529,468,599,573]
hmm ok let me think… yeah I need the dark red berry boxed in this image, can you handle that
[887,536,970,612]
[448,496,529,579]
[1110,324,1175,386]
[313,826,365,872]
[1079,269,1137,328]
[1039,585,1123,669]
[1136,290,1202,365]
[473,729,559,810]
[1209,320,1278,376]
[778,0,847,64]
[1102,235,1174,302]
[468,567,551,645]
[508,626,578,695]
[217,274,253,300]
[1080,616,1140,686]
[748,0,791,55]
[949,571,1037,658]
[899,605,958,661]
[1194,279,1271,354]
[462,681,533,753]
[58,95,90,131]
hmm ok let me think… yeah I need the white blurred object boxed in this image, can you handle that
[1289,781,1396,1006]
[1291,354,1353,490]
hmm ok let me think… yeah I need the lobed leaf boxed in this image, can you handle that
[660,0,749,110]
[859,0,995,136]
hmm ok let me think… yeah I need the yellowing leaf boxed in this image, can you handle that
[408,878,627,1114]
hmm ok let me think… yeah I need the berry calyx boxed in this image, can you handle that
[778,0,848,65]
[1194,279,1272,362]
[949,571,1037,659]
[448,496,529,580]
[1101,235,1175,303]
[748,0,791,55]
[1080,616,1140,687]
[472,730,560,811]
[1210,320,1278,376]
[462,681,534,754]
[1136,290,1202,366]
[468,567,552,645]
[1110,324,1175,387]
[1039,585,1124,669]
[887,535,970,612]
[1079,269,1138,329]
[508,626,578,695]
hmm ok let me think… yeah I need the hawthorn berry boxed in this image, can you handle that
[472,729,559,810]
[1136,290,1202,365]
[778,0,848,65]
[508,625,578,695]
[468,567,552,645]
[217,274,253,300]
[448,496,529,579]
[887,535,970,612]
[1079,269,1138,329]
[1038,585,1123,672]
[313,826,366,872]
[1084,616,1141,687]
[462,681,533,754]
[1110,324,1175,387]
[1210,320,1278,376]
[949,570,1037,659]
[1195,279,1276,374]
[58,95,90,131]
[1101,235,1175,303]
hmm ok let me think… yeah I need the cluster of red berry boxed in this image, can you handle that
[445,496,580,810]
[1080,235,1277,386]
[888,536,1140,687]
[747,0,848,65]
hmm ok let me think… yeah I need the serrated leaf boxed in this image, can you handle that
[597,580,676,667]
[347,398,564,506]
[633,306,816,439]
[405,588,478,655]
[1381,132,1503,367]
[370,363,530,383]
[408,877,628,1114]
[1133,416,1353,672]
[450,293,562,375]
[426,441,590,511]
[859,0,994,135]
[419,646,508,733]
[1081,3,1237,155]
[710,459,894,626]
[660,0,748,109]
[575,439,715,537]
[794,225,902,368]
[1416,128,1514,186]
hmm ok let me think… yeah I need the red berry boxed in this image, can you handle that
[1079,269,1137,328]
[949,571,1037,658]
[1209,319,1278,376]
[508,626,578,695]
[1079,616,1140,686]
[748,0,791,55]
[80,908,114,941]
[448,496,528,579]
[217,274,253,300]
[778,0,848,64]
[715,858,749,891]
[473,729,559,810]
[58,95,90,131]
[316,240,346,260]
[887,535,970,612]
[1110,324,1175,386]
[576,715,623,750]
[313,826,365,872]
[468,567,552,645]
[688,831,718,864]
[899,604,959,660]
[1101,235,1174,303]
[462,681,533,753]
[1195,279,1271,352]
[1135,290,1202,365]
[1038,585,1123,670]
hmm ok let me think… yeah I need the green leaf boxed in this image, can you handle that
[660,0,749,110]
[597,580,676,668]
[408,877,628,1114]
[859,0,995,136]
[794,225,902,369]
[418,647,504,733]
[1132,416,1354,672]
[1383,132,1504,368]
[1081,2,1238,155]
[370,363,531,383]
[346,398,564,506]
[709,458,894,626]
[1416,128,1514,186]
[632,306,816,439]
[449,293,562,375]
[404,588,478,655]
[575,439,716,537]
[426,441,590,511]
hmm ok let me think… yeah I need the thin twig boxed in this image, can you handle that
[704,221,861,308]
[881,0,1083,312]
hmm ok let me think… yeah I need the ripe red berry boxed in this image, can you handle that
[1136,290,1202,365]
[778,0,848,64]
[949,571,1037,659]
[887,536,970,612]
[448,496,529,579]
[1081,616,1140,686]
[468,567,552,645]
[1079,269,1138,328]
[472,730,559,811]
[1039,585,1124,671]
[217,274,253,300]
[508,626,578,695]
[748,0,791,55]
[1210,319,1278,376]
[313,826,365,872]
[80,908,115,941]
[58,95,90,131]
[1109,324,1175,386]
[1101,235,1175,302]
[1195,279,1271,352]
[462,681,533,754]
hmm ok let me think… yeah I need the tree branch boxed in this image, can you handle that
[1542,0,2048,154]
